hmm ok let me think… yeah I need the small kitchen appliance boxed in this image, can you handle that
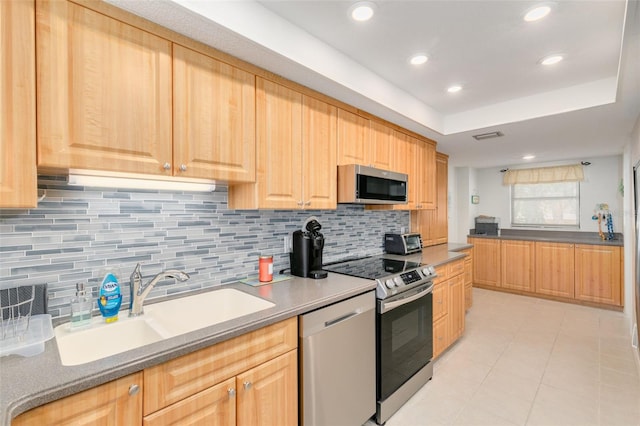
[474,215,499,235]
[323,255,436,424]
[337,164,408,204]
[384,232,422,255]
[290,218,328,279]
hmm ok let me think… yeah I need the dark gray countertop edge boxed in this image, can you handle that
[1,275,376,425]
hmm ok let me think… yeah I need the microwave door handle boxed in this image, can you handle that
[380,284,434,314]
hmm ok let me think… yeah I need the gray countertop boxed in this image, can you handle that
[467,229,623,247]
[0,244,472,425]
[0,273,375,425]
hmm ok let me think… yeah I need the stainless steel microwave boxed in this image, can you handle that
[337,164,408,204]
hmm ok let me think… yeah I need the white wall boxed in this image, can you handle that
[450,167,478,242]
[468,155,623,233]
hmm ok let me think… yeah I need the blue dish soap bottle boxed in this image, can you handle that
[98,272,122,323]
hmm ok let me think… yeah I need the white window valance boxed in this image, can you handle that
[502,164,584,185]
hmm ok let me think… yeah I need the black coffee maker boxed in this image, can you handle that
[291,218,328,279]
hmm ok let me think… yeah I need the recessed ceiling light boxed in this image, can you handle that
[522,154,536,160]
[409,54,428,65]
[350,2,376,22]
[447,85,463,93]
[524,5,551,22]
[540,55,563,65]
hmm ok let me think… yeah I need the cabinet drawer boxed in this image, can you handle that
[447,259,465,277]
[143,378,236,426]
[432,282,449,321]
[432,317,448,359]
[144,317,297,415]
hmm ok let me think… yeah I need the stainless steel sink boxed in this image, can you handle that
[55,288,275,366]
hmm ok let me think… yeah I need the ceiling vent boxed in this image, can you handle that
[472,131,504,141]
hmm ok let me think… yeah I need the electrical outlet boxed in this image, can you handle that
[284,235,291,253]
[400,226,406,234]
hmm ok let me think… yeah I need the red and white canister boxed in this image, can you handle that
[259,255,273,282]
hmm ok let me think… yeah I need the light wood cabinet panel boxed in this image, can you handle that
[433,281,449,322]
[144,317,297,415]
[143,378,236,426]
[228,78,336,209]
[449,274,465,343]
[337,108,369,166]
[173,44,255,182]
[0,0,37,208]
[302,96,337,209]
[369,120,394,170]
[469,237,501,287]
[574,244,622,306]
[36,0,172,175]
[535,242,575,298]
[236,350,298,426]
[13,373,143,426]
[461,248,473,310]
[414,138,437,210]
[432,317,448,359]
[410,153,447,246]
[501,240,535,292]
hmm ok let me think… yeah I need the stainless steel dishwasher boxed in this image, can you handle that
[299,291,376,426]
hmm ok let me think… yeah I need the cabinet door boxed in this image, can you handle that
[535,242,574,298]
[414,138,436,209]
[369,121,394,170]
[36,0,172,174]
[469,238,501,287]
[237,350,298,426]
[574,245,622,306]
[501,240,535,292]
[462,249,473,310]
[254,78,302,208]
[432,281,449,322]
[13,373,143,426]
[173,44,255,182]
[0,0,37,208]
[143,378,236,426]
[302,96,337,209]
[432,317,448,359]
[449,274,465,343]
[432,153,448,242]
[390,131,415,210]
[336,108,369,166]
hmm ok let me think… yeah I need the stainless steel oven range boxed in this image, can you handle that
[323,256,436,424]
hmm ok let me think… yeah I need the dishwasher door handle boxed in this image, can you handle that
[324,310,360,328]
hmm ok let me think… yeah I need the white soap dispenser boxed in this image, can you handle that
[70,282,93,328]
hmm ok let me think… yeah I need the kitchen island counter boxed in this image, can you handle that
[0,273,375,425]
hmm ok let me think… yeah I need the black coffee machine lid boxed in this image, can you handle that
[303,216,322,235]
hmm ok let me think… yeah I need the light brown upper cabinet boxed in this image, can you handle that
[574,244,622,306]
[228,78,337,210]
[410,152,448,245]
[173,44,255,182]
[1,0,37,208]
[36,0,173,175]
[337,109,369,166]
[336,110,394,171]
[413,136,436,210]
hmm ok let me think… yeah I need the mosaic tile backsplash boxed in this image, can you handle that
[0,176,409,319]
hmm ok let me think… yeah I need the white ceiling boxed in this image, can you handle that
[108,0,640,168]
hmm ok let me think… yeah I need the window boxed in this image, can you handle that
[511,181,580,227]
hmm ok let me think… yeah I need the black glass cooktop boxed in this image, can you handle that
[323,256,421,280]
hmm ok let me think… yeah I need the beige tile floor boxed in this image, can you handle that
[386,288,640,426]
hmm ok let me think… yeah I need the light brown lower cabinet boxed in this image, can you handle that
[469,237,623,308]
[13,318,297,426]
[432,259,465,359]
[12,373,143,425]
[460,248,473,310]
[501,240,535,292]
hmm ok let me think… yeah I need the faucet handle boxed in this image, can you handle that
[130,263,142,285]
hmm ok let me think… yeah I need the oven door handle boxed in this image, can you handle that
[380,283,434,314]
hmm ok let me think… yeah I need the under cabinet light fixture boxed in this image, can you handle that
[68,170,216,192]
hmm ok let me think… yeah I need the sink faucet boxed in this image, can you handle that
[129,263,190,317]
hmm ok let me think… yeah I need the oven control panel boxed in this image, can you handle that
[378,266,436,299]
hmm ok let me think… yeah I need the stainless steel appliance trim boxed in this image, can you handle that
[376,361,433,425]
[379,283,434,314]
[354,164,408,182]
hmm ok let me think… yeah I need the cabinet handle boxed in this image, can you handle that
[297,201,304,207]
[179,164,187,172]
[228,388,236,397]
[304,201,311,206]
[128,384,140,396]
[163,162,171,171]
[243,381,252,390]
